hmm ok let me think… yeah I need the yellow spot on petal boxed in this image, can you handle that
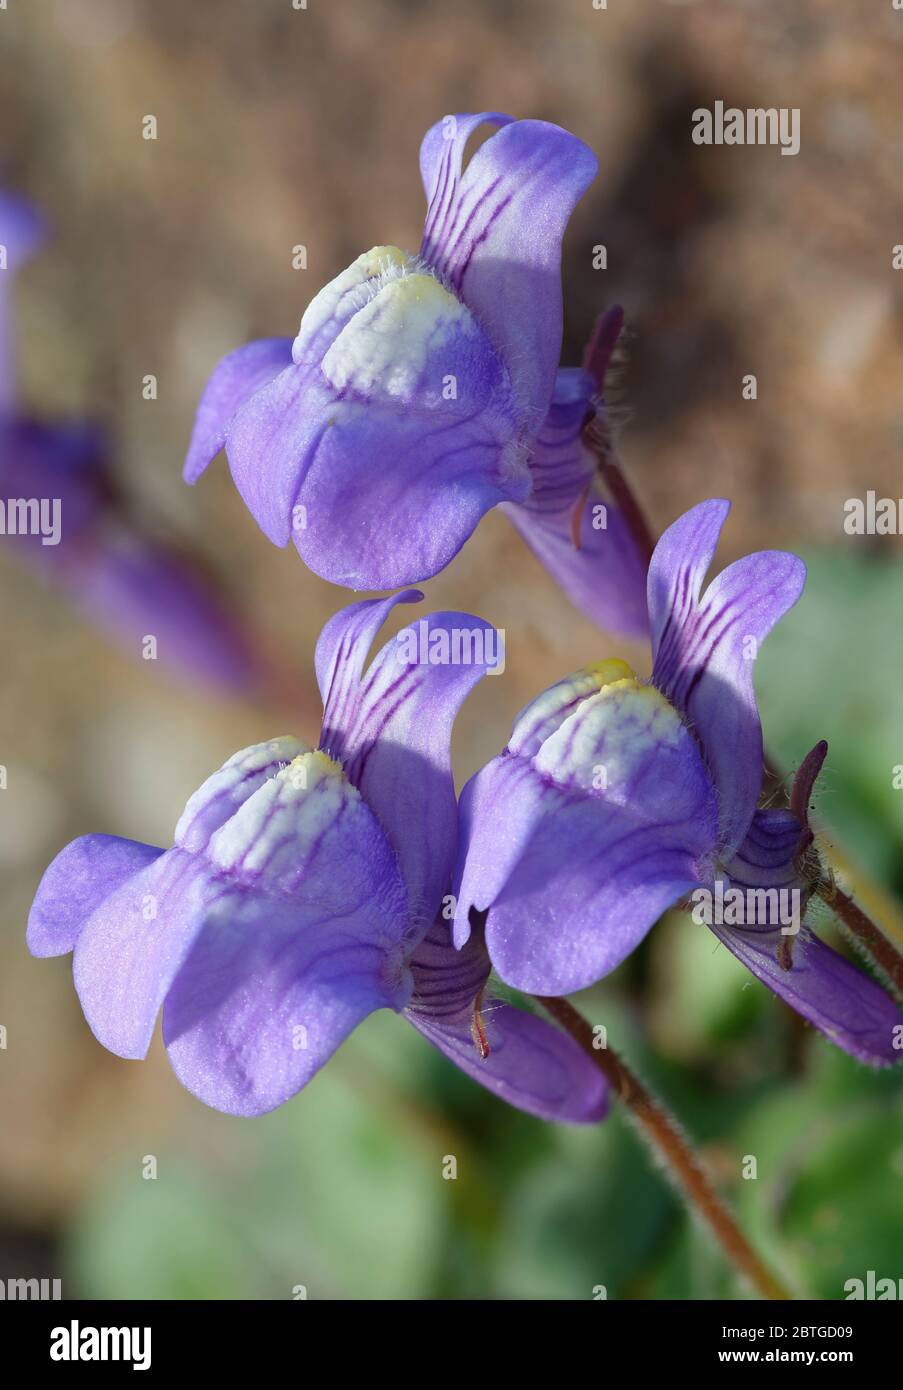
[584,658,636,688]
[287,749,344,779]
[310,749,344,777]
[322,270,473,401]
[382,271,458,311]
[356,244,409,278]
[276,749,349,793]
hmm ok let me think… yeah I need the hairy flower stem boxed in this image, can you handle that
[817,881,903,1001]
[535,994,792,1301]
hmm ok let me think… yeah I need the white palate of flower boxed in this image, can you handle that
[291,245,413,367]
[320,264,477,406]
[206,749,362,893]
[174,736,308,853]
[534,681,691,807]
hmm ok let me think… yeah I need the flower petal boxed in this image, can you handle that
[72,531,261,695]
[506,660,636,761]
[723,808,804,890]
[218,252,438,556]
[316,590,422,730]
[454,664,649,940]
[163,887,410,1118]
[72,846,214,1059]
[648,499,729,657]
[183,337,293,484]
[405,919,607,1123]
[225,304,525,586]
[174,736,308,853]
[505,491,650,638]
[321,602,502,935]
[27,834,164,959]
[465,768,706,995]
[410,1002,609,1123]
[0,419,108,528]
[163,754,411,1114]
[520,366,596,512]
[74,747,412,1066]
[649,500,806,857]
[500,365,648,636]
[419,118,598,426]
[455,680,718,993]
[419,112,512,253]
[294,399,524,587]
[710,922,903,1066]
[199,749,404,908]
[291,245,413,367]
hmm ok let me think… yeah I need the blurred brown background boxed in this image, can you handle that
[1,0,902,1297]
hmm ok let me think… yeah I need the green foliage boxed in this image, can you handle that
[67,1017,446,1300]
[648,909,764,1060]
[757,550,903,889]
[67,1168,259,1300]
[735,1049,903,1299]
[491,1111,677,1299]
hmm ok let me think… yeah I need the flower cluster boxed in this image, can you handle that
[30,593,605,1121]
[28,112,903,1119]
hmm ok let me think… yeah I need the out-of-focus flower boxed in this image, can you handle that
[0,191,46,413]
[28,593,606,1121]
[184,111,614,597]
[0,192,259,693]
[453,499,903,1065]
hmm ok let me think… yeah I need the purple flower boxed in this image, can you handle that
[453,499,903,1065]
[28,592,606,1122]
[0,193,258,694]
[501,306,649,637]
[184,112,611,596]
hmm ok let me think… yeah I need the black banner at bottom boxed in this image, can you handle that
[0,1297,899,1373]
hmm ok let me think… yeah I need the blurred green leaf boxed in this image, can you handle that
[757,550,903,889]
[648,909,764,1059]
[67,1021,448,1299]
[67,1168,260,1300]
[492,1110,676,1299]
[641,1220,747,1300]
[735,1073,903,1299]
[243,1047,447,1298]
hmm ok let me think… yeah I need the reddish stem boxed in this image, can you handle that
[818,882,903,999]
[535,995,792,1301]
